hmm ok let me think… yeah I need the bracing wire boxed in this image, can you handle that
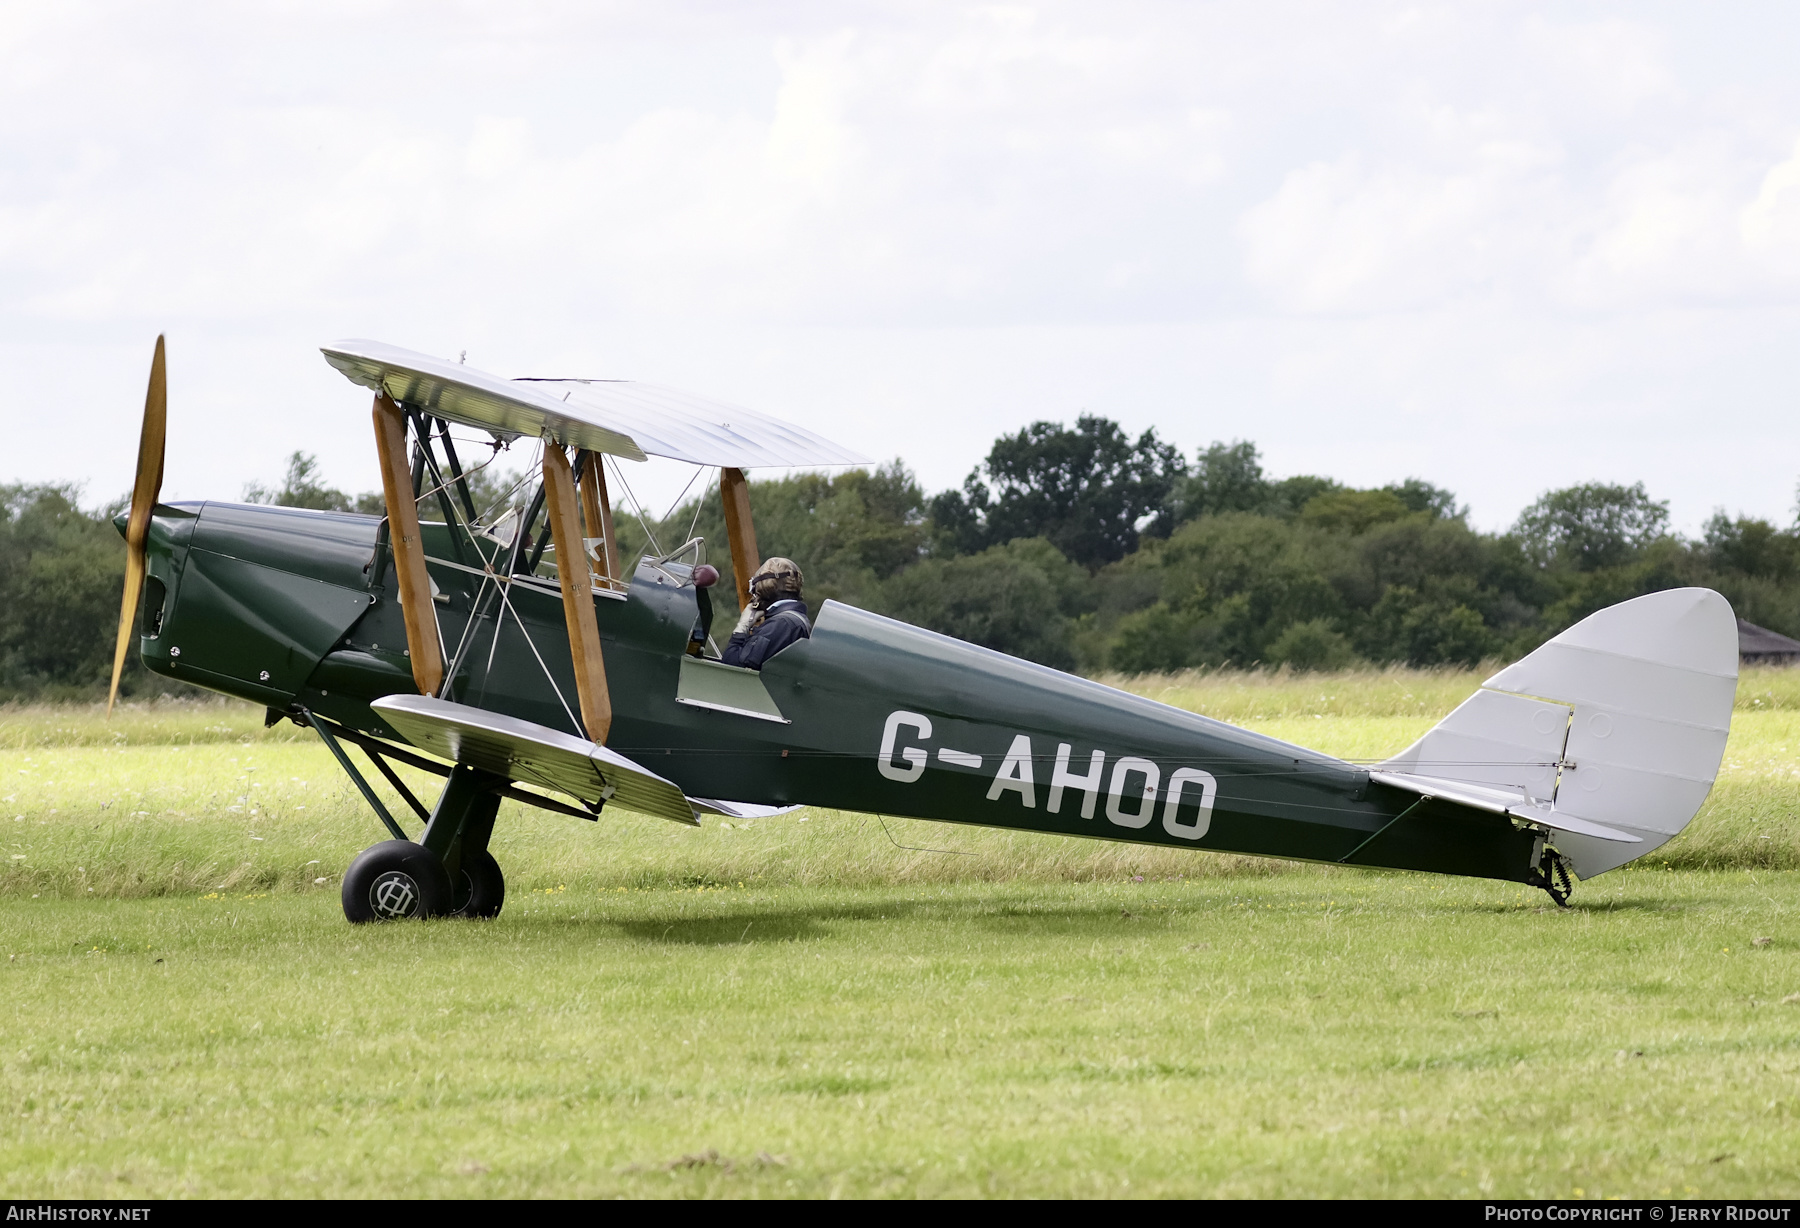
[495,579,583,736]
[437,436,543,698]
[605,454,665,560]
[477,438,550,691]
[684,469,715,554]
[470,457,535,527]
[401,420,496,697]
[659,465,704,527]
[412,428,512,520]
[876,814,975,856]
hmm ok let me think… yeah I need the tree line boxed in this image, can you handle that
[622,420,1788,675]
[4,419,1792,695]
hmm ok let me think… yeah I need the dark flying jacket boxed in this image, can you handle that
[721,599,811,670]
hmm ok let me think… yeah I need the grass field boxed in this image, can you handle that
[2,667,1798,1197]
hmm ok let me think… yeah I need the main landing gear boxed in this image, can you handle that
[295,709,519,924]
[341,764,508,923]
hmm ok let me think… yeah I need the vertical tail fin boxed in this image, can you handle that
[1378,588,1738,878]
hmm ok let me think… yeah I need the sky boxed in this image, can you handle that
[4,1,1800,535]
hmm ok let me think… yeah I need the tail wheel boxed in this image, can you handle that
[1527,847,1575,909]
[342,840,452,923]
[451,850,505,920]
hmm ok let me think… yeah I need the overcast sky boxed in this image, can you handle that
[5,1,1800,534]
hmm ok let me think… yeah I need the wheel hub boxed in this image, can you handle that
[370,870,421,919]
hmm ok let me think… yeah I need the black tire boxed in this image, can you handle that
[341,840,452,923]
[450,850,505,920]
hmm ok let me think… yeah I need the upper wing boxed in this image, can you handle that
[514,378,868,469]
[322,339,646,460]
[322,339,867,469]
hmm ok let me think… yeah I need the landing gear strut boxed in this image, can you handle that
[1526,845,1574,909]
[340,763,509,923]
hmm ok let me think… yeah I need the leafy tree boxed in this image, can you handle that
[1702,512,1798,581]
[244,452,360,512]
[1266,475,1342,517]
[1383,478,1464,520]
[930,416,1185,569]
[1530,536,1707,640]
[1173,440,1271,521]
[0,485,125,693]
[1513,482,1670,571]
[244,449,532,522]
[1103,602,1201,674]
[1266,618,1357,671]
[1101,513,1345,670]
[925,483,986,559]
[615,462,929,617]
[1345,517,1515,605]
[1358,585,1495,666]
[1690,515,1800,636]
[1297,488,1413,535]
[1172,440,1371,526]
[881,538,1088,670]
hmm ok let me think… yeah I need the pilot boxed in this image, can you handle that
[722,557,810,670]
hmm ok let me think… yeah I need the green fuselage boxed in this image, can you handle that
[132,501,1540,885]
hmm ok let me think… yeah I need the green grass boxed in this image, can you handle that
[1098,661,1800,720]
[3,876,1797,1197]
[1,669,1798,1197]
[0,697,311,750]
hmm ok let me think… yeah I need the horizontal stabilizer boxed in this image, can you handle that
[371,695,700,826]
[1368,771,1641,843]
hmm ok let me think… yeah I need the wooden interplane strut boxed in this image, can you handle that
[372,393,445,695]
[576,451,620,585]
[719,466,759,609]
[543,445,613,743]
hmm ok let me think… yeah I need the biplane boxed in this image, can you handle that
[107,337,1739,922]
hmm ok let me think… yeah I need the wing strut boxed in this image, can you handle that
[577,450,621,587]
[372,392,445,695]
[543,444,613,743]
[720,466,759,609]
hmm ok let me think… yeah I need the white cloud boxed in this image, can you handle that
[1239,148,1567,313]
[1741,137,1800,272]
[3,1,1800,534]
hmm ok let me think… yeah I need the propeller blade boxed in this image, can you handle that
[107,336,167,716]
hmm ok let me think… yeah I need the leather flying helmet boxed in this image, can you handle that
[750,557,803,606]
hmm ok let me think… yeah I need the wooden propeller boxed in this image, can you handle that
[107,336,167,716]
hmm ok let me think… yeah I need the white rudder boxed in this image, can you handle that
[1376,588,1737,879]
